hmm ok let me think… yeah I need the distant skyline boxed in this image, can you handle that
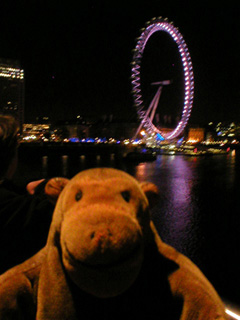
[0,1,239,126]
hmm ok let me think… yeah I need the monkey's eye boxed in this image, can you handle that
[121,191,131,202]
[75,191,82,201]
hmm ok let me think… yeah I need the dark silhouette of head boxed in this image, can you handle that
[0,115,19,180]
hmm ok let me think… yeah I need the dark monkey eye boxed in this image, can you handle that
[121,191,131,202]
[75,191,82,201]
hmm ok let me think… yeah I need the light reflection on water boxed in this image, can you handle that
[135,156,202,261]
[15,151,240,304]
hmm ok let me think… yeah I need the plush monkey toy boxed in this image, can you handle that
[0,168,228,319]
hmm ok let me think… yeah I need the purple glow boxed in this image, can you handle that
[131,17,194,140]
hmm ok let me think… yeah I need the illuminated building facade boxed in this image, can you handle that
[0,58,25,131]
[187,128,205,143]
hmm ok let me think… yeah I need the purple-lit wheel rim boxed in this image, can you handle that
[131,17,194,140]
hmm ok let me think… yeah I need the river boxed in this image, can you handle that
[15,148,240,308]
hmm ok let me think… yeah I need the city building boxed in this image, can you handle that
[22,123,51,141]
[187,127,205,143]
[0,58,25,132]
[89,119,138,140]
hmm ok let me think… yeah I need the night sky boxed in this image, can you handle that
[0,0,239,126]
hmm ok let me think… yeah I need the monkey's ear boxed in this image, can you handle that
[140,182,159,208]
[44,177,70,204]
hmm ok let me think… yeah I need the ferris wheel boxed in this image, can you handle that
[131,17,194,141]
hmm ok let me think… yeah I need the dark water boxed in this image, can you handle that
[15,150,240,306]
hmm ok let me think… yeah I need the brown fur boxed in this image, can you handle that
[0,168,228,319]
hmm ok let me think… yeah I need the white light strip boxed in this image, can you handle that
[226,308,240,320]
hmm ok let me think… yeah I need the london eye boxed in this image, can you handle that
[131,17,194,141]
